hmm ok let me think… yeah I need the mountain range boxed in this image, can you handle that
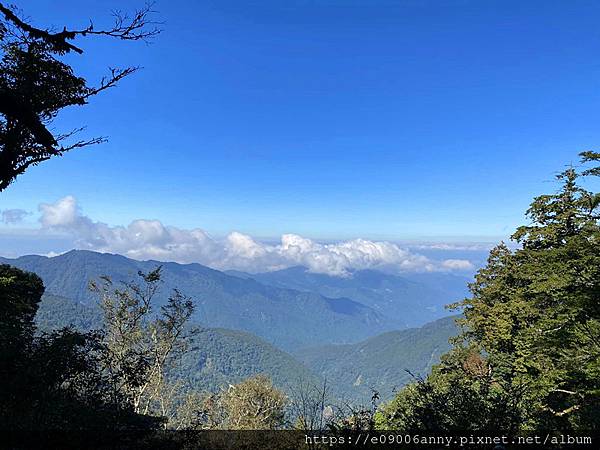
[227,266,469,328]
[1,250,469,349]
[2,250,385,350]
[1,250,467,402]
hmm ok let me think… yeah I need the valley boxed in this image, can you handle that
[2,250,464,404]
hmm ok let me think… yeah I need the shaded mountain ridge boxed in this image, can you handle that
[1,250,388,350]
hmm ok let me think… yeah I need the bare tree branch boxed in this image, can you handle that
[65,3,162,43]
[0,2,161,191]
[84,67,139,99]
[0,2,161,54]
[0,3,84,53]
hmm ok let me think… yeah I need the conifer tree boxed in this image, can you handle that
[377,152,600,432]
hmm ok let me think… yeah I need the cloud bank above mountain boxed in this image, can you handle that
[34,196,474,276]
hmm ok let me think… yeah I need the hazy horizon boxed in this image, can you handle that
[0,195,493,277]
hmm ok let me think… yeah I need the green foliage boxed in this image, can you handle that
[201,374,288,430]
[35,293,103,331]
[0,264,160,430]
[33,274,323,403]
[90,267,198,427]
[33,280,455,407]
[296,316,458,404]
[176,327,321,396]
[378,152,600,432]
[0,264,44,350]
[375,347,520,431]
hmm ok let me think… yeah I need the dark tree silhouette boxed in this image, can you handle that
[0,2,160,191]
[0,264,164,430]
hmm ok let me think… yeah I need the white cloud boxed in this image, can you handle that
[1,208,30,224]
[408,242,495,251]
[36,196,475,276]
[39,196,79,227]
[440,259,475,270]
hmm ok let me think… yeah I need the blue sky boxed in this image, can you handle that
[3,0,600,243]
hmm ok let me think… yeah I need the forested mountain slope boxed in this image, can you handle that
[295,316,459,403]
[228,266,469,328]
[1,250,388,350]
[35,294,321,397]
